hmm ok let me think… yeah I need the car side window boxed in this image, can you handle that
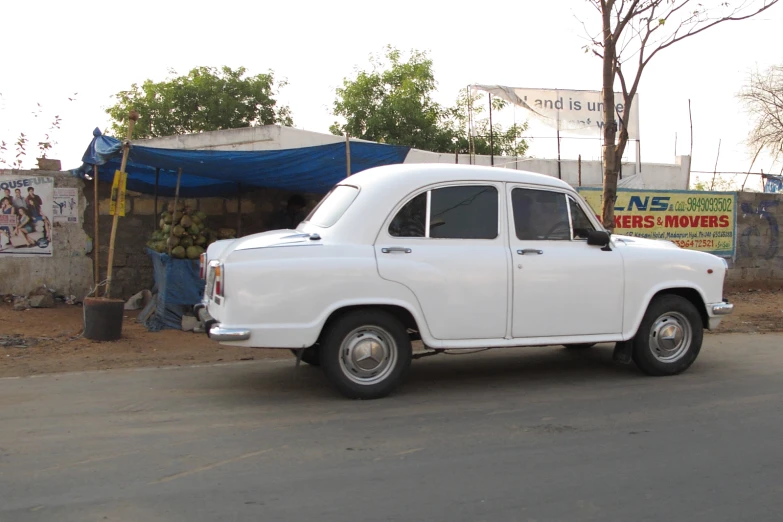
[568,196,596,240]
[512,188,570,240]
[388,185,498,239]
[430,186,498,239]
[389,193,426,237]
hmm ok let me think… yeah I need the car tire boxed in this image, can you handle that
[320,310,412,400]
[563,343,596,349]
[290,346,320,367]
[632,295,703,376]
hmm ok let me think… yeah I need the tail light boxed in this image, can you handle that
[214,264,223,297]
[199,252,207,279]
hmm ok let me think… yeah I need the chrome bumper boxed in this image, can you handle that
[209,324,251,342]
[711,301,734,315]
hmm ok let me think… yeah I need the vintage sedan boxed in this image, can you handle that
[196,164,733,399]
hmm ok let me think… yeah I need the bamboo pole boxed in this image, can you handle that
[104,110,138,298]
[167,168,183,255]
[345,133,351,177]
[93,165,100,288]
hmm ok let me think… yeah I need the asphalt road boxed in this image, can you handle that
[2,333,783,522]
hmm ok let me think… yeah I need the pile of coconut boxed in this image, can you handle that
[146,201,237,259]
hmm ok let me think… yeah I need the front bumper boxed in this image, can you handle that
[711,301,734,315]
[706,299,733,330]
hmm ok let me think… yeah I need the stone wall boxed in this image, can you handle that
[0,169,93,299]
[82,181,321,300]
[726,192,783,288]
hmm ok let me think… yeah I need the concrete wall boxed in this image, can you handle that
[404,150,690,190]
[0,170,93,299]
[726,191,783,287]
[138,125,690,190]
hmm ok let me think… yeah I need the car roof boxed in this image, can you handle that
[340,163,572,191]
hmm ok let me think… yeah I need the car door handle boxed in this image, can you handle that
[517,249,543,255]
[382,247,412,254]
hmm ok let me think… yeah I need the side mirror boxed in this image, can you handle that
[587,230,611,248]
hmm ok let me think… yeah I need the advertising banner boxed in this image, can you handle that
[471,85,640,139]
[577,188,736,257]
[0,175,54,256]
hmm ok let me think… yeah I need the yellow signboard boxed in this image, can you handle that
[577,188,736,257]
[109,170,127,217]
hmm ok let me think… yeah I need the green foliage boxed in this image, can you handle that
[330,46,527,156]
[106,66,293,139]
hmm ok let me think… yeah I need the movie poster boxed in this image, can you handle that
[0,176,54,257]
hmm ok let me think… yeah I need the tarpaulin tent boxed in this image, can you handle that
[72,128,411,196]
[72,128,411,331]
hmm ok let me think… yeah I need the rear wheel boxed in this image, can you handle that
[320,310,412,400]
[632,295,703,376]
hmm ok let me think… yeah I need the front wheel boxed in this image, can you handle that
[320,310,412,400]
[632,295,703,376]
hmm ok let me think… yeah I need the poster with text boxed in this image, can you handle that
[577,188,736,257]
[0,175,54,256]
[53,187,79,223]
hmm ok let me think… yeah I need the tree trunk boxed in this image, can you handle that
[600,5,618,232]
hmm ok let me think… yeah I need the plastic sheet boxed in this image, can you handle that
[144,248,205,331]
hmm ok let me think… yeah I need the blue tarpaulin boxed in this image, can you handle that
[145,249,206,331]
[72,128,411,197]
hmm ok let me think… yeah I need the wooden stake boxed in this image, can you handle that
[104,110,138,298]
[167,168,183,255]
[345,133,351,177]
[93,165,100,288]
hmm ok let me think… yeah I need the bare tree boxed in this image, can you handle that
[582,0,779,229]
[739,64,783,169]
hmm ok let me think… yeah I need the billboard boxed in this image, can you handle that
[577,188,736,257]
[471,85,640,140]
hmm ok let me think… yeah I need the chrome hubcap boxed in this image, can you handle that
[339,326,397,385]
[649,311,692,363]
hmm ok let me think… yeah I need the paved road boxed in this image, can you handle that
[2,333,783,522]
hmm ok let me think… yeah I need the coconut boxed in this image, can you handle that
[195,235,207,246]
[190,215,201,226]
[171,245,186,259]
[172,225,185,238]
[195,211,207,221]
[187,224,200,236]
[179,235,194,248]
[167,235,181,248]
[180,215,193,228]
[186,245,204,259]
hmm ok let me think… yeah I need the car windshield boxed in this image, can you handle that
[305,185,359,228]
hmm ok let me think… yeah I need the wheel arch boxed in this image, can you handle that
[628,285,710,339]
[318,303,425,344]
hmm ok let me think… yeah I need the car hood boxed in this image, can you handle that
[611,234,679,249]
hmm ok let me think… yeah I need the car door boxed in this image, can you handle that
[375,183,509,341]
[508,186,624,338]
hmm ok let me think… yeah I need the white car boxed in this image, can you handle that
[196,164,733,399]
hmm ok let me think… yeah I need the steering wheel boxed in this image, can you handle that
[543,221,570,240]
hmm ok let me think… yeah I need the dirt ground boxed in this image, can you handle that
[1,290,781,378]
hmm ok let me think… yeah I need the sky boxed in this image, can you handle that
[1,0,781,190]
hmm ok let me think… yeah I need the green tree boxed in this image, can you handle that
[106,66,293,139]
[331,46,527,156]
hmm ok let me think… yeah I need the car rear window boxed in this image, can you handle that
[306,185,359,228]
